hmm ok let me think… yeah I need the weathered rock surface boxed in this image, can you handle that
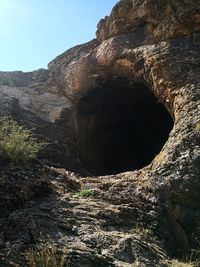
[0,0,200,266]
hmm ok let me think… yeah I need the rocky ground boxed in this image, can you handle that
[0,0,200,266]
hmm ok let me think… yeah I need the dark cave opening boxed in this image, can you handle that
[77,77,173,176]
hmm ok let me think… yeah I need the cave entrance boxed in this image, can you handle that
[77,77,173,176]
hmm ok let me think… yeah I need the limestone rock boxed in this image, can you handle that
[0,0,200,266]
[96,0,200,43]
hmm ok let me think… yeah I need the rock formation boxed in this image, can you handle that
[0,0,200,266]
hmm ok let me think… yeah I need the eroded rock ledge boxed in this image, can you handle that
[0,0,200,266]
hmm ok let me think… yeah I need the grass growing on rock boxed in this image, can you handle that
[25,246,65,267]
[75,189,95,198]
[169,259,199,267]
[0,116,43,164]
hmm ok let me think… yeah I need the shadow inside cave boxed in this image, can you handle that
[77,77,174,176]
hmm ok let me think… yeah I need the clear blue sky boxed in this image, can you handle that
[0,0,118,71]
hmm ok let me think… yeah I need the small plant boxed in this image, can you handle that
[195,122,200,133]
[169,259,196,267]
[25,246,65,267]
[0,116,43,164]
[76,189,95,198]
[131,227,153,238]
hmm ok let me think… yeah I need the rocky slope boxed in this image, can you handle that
[0,0,200,266]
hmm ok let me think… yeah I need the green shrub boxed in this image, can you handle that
[0,116,42,164]
[76,189,95,198]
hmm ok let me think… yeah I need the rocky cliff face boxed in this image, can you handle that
[0,0,200,266]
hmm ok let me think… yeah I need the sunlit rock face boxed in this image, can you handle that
[0,0,200,266]
[96,0,200,43]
